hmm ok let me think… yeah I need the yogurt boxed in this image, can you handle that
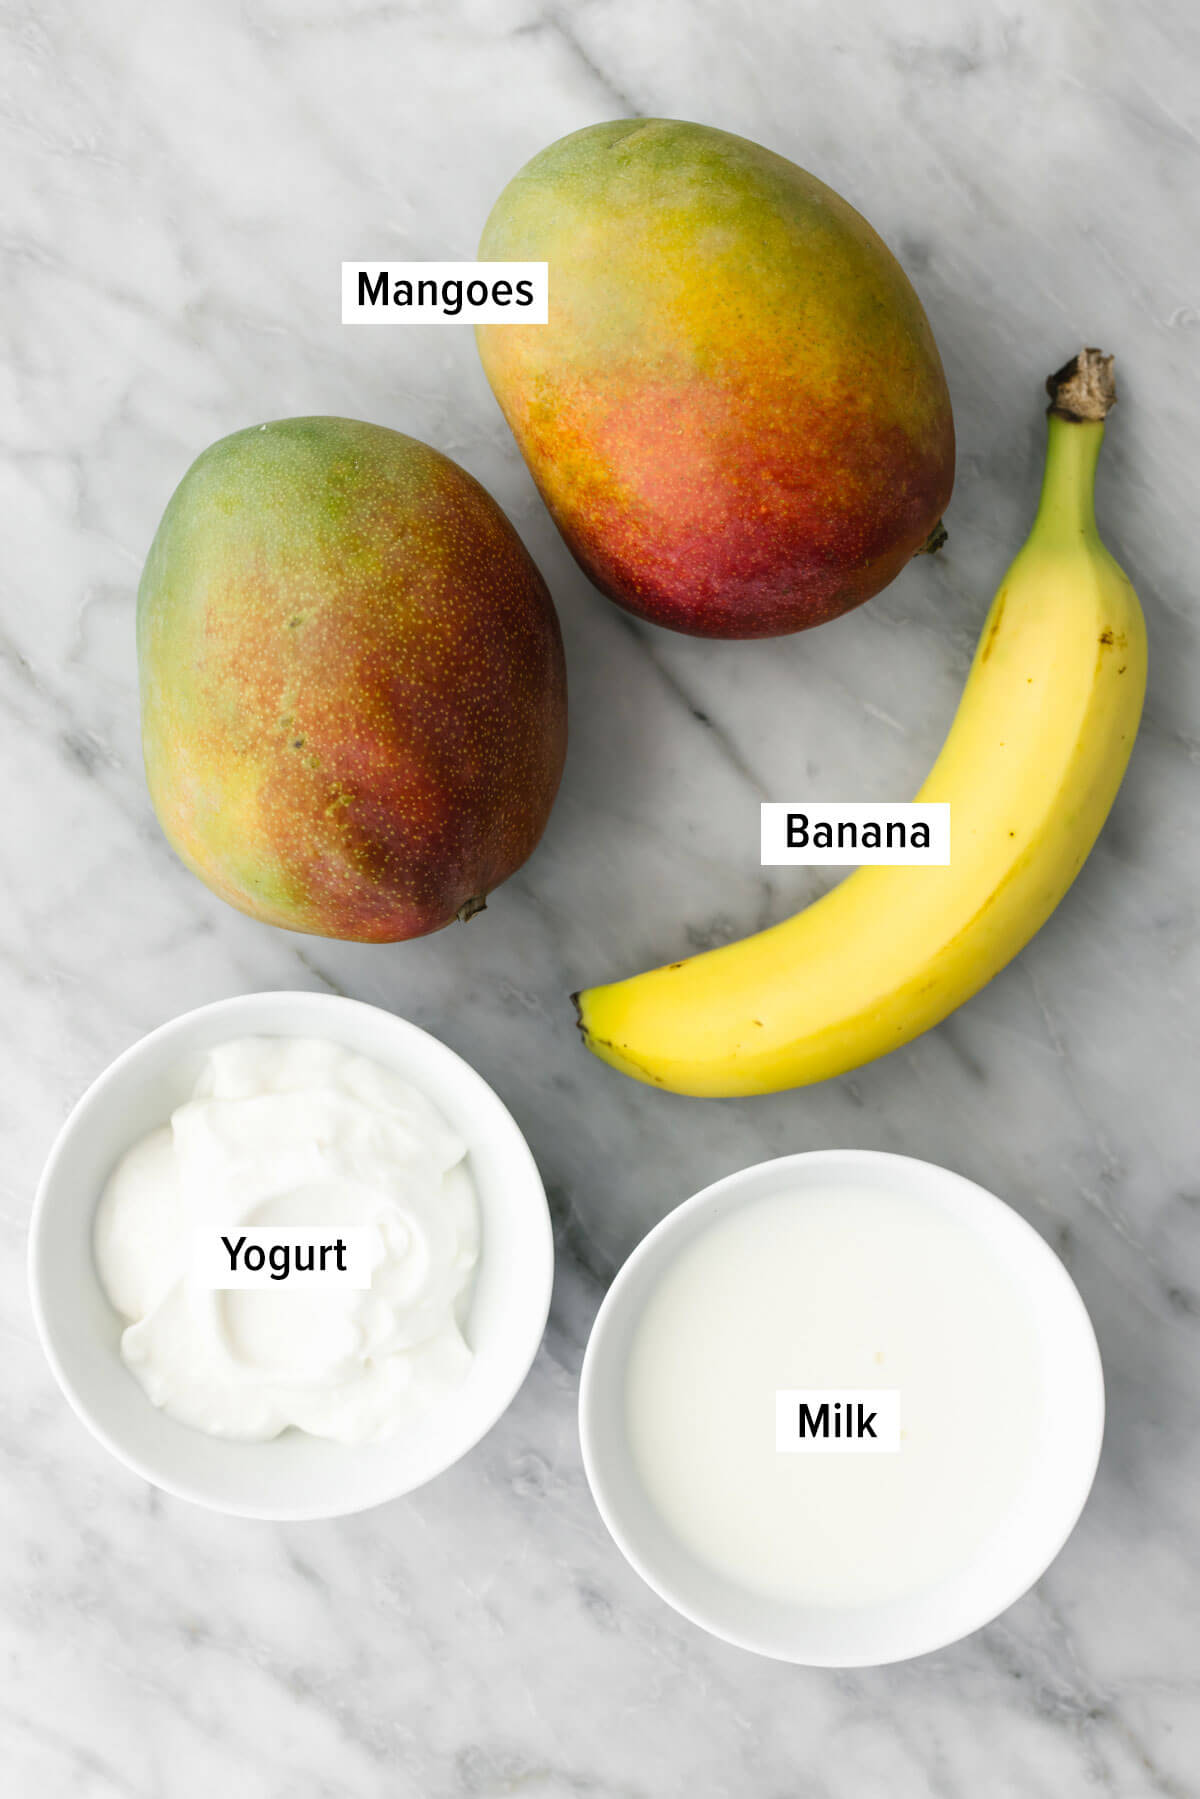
[94,1037,479,1444]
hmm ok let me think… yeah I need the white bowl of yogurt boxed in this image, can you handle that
[29,991,553,1519]
[579,1150,1104,1666]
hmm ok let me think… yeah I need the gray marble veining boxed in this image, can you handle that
[3,0,1199,1793]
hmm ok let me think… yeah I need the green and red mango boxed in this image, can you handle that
[477,119,955,639]
[138,418,567,942]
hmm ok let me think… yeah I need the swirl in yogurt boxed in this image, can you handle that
[93,1037,479,1444]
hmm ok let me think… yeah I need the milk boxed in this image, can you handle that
[625,1183,1044,1609]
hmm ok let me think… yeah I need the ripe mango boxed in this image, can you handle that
[138,418,566,942]
[477,120,954,639]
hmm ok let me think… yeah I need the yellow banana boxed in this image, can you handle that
[575,350,1146,1097]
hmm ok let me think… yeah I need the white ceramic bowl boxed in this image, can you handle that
[29,990,553,1519]
[579,1150,1104,1667]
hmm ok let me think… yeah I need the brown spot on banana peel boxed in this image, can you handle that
[980,593,1007,663]
[602,1037,665,1084]
[571,1003,670,1086]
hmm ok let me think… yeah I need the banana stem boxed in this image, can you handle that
[1046,347,1116,424]
[1032,348,1118,547]
[1032,414,1103,546]
[1029,345,1122,546]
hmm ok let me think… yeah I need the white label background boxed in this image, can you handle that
[761,802,950,866]
[342,261,548,324]
[775,1389,903,1454]
[190,1227,378,1290]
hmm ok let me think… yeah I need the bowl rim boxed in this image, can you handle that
[578,1147,1105,1667]
[28,989,555,1520]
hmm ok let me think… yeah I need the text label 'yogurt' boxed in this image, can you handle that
[190,1227,379,1289]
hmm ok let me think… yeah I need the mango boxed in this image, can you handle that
[477,120,955,639]
[138,418,567,942]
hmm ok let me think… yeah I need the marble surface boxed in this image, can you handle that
[4,0,1199,1792]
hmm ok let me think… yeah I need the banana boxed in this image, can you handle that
[575,350,1146,1097]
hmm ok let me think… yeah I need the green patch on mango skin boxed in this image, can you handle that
[477,119,955,639]
[138,417,567,943]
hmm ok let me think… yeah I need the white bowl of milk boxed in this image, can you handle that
[579,1150,1103,1666]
